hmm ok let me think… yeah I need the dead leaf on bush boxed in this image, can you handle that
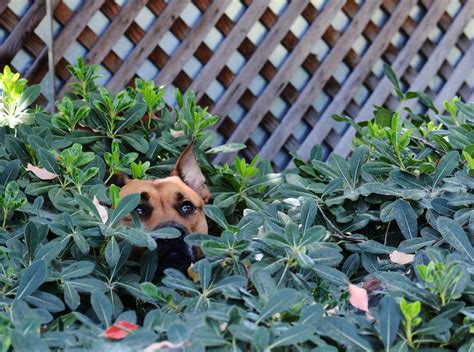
[144,341,185,352]
[170,129,185,138]
[389,250,414,265]
[348,283,369,312]
[26,163,59,180]
[93,196,108,223]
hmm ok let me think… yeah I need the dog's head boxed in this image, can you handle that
[117,144,210,273]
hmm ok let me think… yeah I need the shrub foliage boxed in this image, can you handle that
[0,61,473,351]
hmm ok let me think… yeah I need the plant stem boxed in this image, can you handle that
[406,320,415,349]
[2,211,7,228]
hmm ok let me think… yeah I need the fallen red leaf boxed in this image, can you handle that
[103,320,138,340]
[348,283,369,312]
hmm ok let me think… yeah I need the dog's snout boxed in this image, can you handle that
[154,222,195,275]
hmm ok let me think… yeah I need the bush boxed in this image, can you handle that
[0,61,472,351]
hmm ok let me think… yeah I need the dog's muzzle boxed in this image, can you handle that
[154,222,195,274]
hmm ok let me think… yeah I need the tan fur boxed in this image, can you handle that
[119,176,208,234]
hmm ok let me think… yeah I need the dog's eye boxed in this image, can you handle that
[135,205,146,216]
[179,201,195,216]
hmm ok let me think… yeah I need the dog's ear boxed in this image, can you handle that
[107,172,130,187]
[171,144,210,203]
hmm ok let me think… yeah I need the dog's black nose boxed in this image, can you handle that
[153,222,194,275]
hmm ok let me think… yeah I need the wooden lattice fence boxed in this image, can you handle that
[1,0,473,170]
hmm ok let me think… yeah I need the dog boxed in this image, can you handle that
[115,143,210,274]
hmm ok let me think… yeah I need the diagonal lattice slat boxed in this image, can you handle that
[1,0,472,170]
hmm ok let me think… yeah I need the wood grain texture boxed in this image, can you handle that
[297,0,417,160]
[187,0,270,99]
[214,0,346,164]
[258,0,383,161]
[155,0,231,86]
[333,0,450,157]
[106,0,188,92]
[211,0,308,127]
[57,0,148,96]
[2,0,472,168]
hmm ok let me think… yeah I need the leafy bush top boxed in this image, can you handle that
[0,61,473,351]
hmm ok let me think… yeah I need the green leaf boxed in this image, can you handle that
[329,153,352,187]
[252,327,270,351]
[107,193,140,226]
[18,84,41,110]
[269,325,314,348]
[375,108,392,127]
[121,133,149,153]
[72,231,90,254]
[74,194,102,221]
[206,143,246,154]
[105,237,120,268]
[62,261,95,279]
[140,250,158,282]
[204,205,228,230]
[168,323,190,343]
[350,146,368,186]
[37,148,60,174]
[320,317,372,351]
[342,253,360,279]
[5,135,30,166]
[433,151,459,188]
[379,296,400,351]
[116,228,152,248]
[149,227,181,240]
[312,264,348,286]
[393,200,418,239]
[0,159,21,185]
[437,217,474,262]
[300,198,317,234]
[10,330,48,352]
[256,288,297,323]
[91,290,112,327]
[25,291,65,313]
[198,259,212,291]
[16,259,48,299]
[114,102,147,133]
[250,269,276,301]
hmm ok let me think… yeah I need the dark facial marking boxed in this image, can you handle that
[135,192,152,218]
